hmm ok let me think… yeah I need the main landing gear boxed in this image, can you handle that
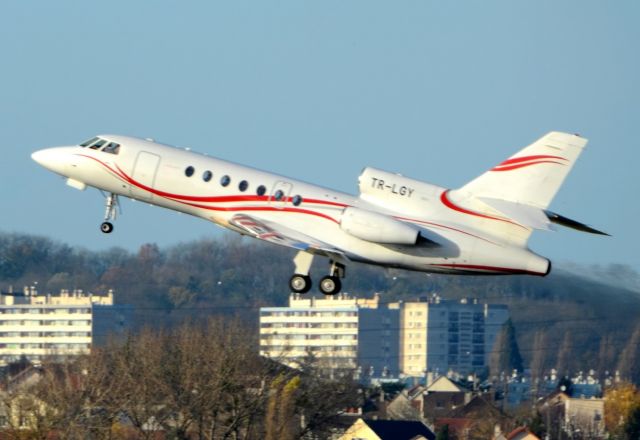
[100,192,119,234]
[288,251,345,296]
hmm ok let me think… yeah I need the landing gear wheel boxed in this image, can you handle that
[100,222,114,234]
[289,274,312,294]
[100,192,119,235]
[319,276,341,296]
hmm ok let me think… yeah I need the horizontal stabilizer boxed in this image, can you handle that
[479,197,553,231]
[544,211,609,236]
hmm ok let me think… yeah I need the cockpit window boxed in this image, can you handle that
[80,137,100,147]
[89,139,107,150]
[102,142,120,155]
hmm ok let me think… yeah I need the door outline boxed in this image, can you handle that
[129,151,160,201]
[269,181,293,209]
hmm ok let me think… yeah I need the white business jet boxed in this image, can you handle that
[32,132,606,295]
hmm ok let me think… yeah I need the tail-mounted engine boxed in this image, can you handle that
[340,207,419,245]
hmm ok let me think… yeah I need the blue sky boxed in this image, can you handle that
[1,1,638,270]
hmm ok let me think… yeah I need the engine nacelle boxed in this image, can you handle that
[340,207,419,245]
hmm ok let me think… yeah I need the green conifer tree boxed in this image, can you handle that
[489,319,523,376]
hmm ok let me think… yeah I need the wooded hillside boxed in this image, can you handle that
[1,231,638,379]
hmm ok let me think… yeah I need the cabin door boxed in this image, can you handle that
[129,151,160,201]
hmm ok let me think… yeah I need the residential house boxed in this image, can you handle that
[436,395,511,439]
[339,418,435,440]
[493,426,541,440]
[422,375,470,422]
[564,398,604,438]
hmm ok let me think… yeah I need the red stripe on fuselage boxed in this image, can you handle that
[76,154,341,223]
[393,216,500,245]
[75,154,128,180]
[431,263,545,276]
[178,200,340,224]
[79,152,508,240]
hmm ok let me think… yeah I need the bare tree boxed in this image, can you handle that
[0,317,361,439]
[597,333,617,381]
[556,332,572,379]
[530,330,547,380]
[617,324,640,383]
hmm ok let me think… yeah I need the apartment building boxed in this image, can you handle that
[0,288,130,366]
[259,293,400,374]
[399,296,510,376]
[260,293,509,378]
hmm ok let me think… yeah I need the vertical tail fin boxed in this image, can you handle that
[459,132,587,209]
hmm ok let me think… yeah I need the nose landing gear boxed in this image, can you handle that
[100,192,119,234]
[100,222,114,233]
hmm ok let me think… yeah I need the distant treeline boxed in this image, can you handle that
[1,231,639,381]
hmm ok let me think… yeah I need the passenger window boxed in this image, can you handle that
[256,185,266,196]
[80,137,99,147]
[89,139,107,150]
[292,195,303,206]
[185,166,195,177]
[220,175,231,187]
[203,170,212,182]
[274,190,285,201]
[238,180,248,192]
[102,142,120,155]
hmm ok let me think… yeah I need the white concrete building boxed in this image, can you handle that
[564,398,605,438]
[260,293,510,378]
[259,293,396,372]
[0,288,117,366]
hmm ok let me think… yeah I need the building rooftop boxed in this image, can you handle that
[0,288,114,306]
[363,419,436,440]
[287,292,381,309]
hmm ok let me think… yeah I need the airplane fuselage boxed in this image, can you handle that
[32,134,552,282]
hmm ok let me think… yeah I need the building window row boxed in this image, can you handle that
[261,311,357,317]
[0,343,90,350]
[261,322,357,329]
[0,320,91,326]
[262,334,356,340]
[307,346,356,353]
[260,345,355,353]
[0,308,91,315]
[0,331,90,338]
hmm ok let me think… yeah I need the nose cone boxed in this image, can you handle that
[31,148,52,166]
[31,147,73,176]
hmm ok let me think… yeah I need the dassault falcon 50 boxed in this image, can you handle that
[32,131,606,295]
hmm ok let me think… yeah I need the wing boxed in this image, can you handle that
[229,214,349,262]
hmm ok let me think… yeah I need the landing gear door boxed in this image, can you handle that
[270,181,293,208]
[130,151,160,201]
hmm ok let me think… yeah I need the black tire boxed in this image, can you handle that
[289,274,311,294]
[100,222,114,234]
[319,276,341,296]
